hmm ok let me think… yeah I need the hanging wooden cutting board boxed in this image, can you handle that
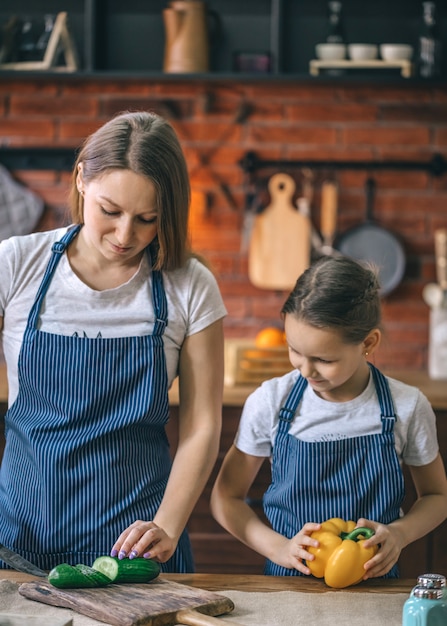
[248,172,311,290]
[19,577,243,626]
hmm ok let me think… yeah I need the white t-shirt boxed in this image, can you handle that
[0,227,227,405]
[235,369,439,468]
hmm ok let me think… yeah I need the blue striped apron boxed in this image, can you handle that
[263,363,404,577]
[0,225,194,572]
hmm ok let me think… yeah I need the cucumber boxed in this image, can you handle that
[92,556,160,583]
[48,563,102,589]
[75,563,112,586]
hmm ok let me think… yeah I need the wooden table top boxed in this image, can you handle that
[0,570,415,594]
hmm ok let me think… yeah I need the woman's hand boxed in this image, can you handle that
[110,519,177,563]
[356,518,404,579]
[274,522,322,574]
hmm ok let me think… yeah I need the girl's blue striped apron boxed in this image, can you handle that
[263,363,404,577]
[0,225,194,572]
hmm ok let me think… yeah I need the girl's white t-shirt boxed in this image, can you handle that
[0,227,227,404]
[235,369,439,468]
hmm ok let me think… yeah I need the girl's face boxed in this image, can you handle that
[78,167,158,265]
[284,314,378,402]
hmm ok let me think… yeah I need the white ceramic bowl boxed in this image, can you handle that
[380,44,413,61]
[348,44,378,61]
[315,43,347,61]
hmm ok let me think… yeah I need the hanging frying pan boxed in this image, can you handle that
[335,178,405,296]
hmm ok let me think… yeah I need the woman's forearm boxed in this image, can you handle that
[154,422,220,542]
[211,487,286,563]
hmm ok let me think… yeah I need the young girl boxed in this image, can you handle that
[211,255,447,579]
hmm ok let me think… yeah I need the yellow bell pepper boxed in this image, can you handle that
[307,517,378,588]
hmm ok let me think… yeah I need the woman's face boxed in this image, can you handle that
[78,168,158,264]
[284,314,374,402]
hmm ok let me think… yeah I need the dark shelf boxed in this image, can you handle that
[0,69,446,86]
[0,1,446,80]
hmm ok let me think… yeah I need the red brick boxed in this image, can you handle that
[250,125,337,145]
[0,119,55,139]
[9,95,98,117]
[343,127,430,146]
[288,103,378,123]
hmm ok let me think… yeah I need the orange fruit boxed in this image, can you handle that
[255,327,287,348]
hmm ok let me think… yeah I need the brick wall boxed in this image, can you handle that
[1,76,447,371]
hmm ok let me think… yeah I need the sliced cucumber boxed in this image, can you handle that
[75,563,112,586]
[92,556,160,583]
[48,563,99,589]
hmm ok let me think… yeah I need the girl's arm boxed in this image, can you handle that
[361,453,447,578]
[111,318,224,561]
[210,445,319,571]
[396,453,447,544]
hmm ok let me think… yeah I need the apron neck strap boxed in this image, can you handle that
[27,225,81,330]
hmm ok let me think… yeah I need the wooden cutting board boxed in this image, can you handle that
[18,577,244,626]
[248,172,311,290]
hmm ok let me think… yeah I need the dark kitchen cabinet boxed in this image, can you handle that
[1,0,446,80]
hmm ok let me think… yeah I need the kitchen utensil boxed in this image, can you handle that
[424,229,447,309]
[435,228,447,293]
[320,180,338,255]
[296,168,322,257]
[248,172,311,290]
[19,577,244,626]
[0,543,47,577]
[423,282,444,308]
[428,306,447,380]
[335,178,405,296]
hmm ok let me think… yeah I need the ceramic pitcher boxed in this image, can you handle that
[163,1,210,73]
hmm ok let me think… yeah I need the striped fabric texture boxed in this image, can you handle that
[0,225,194,572]
[263,364,404,577]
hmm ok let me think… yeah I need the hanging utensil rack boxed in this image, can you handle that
[0,147,77,171]
[1,147,446,177]
[239,151,447,177]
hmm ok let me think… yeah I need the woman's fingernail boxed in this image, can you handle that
[110,549,118,557]
[129,550,138,559]
[118,550,127,560]
[143,552,151,559]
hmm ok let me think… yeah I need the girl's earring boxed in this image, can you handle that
[365,351,369,357]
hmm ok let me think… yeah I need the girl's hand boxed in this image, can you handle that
[274,522,321,574]
[356,518,404,579]
[110,520,177,563]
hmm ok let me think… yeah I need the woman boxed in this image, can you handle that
[0,111,226,572]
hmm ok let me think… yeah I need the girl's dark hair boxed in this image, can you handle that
[281,255,381,344]
[69,110,190,271]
